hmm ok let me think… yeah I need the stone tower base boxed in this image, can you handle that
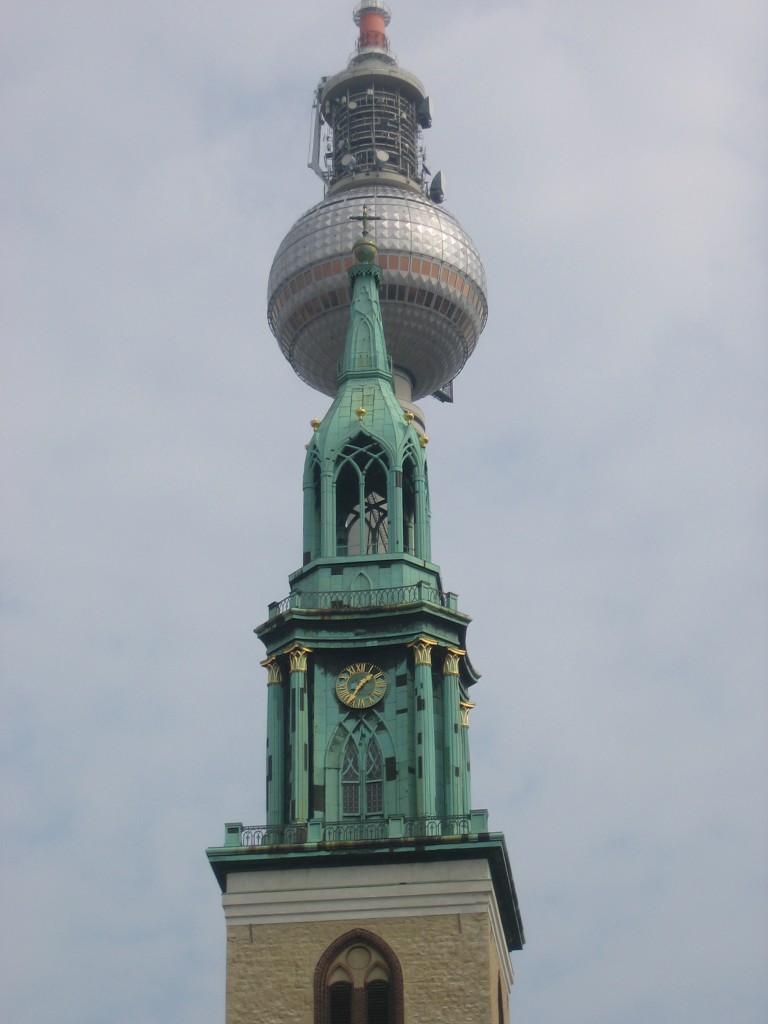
[220,857,515,1024]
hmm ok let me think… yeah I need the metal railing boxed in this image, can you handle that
[403,814,472,837]
[324,819,389,842]
[239,823,307,847]
[232,815,476,849]
[269,582,456,616]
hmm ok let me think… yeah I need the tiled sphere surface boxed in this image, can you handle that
[268,185,487,399]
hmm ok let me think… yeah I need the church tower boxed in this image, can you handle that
[207,5,524,1021]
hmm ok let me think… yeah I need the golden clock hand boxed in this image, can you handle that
[351,673,373,697]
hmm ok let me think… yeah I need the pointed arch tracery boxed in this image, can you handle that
[314,928,404,1024]
[325,717,394,822]
[341,733,383,817]
[335,439,391,556]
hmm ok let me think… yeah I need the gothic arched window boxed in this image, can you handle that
[341,735,383,818]
[315,930,404,1024]
[401,454,416,556]
[335,442,390,556]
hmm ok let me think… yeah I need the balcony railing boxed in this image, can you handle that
[323,819,389,842]
[224,813,486,849]
[239,823,308,846]
[268,582,458,617]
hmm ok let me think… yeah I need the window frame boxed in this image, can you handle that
[334,442,391,556]
[314,929,404,1024]
[341,734,384,820]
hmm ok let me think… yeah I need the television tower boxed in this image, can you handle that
[268,0,488,416]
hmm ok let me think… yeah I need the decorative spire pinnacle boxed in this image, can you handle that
[337,206,390,386]
[350,204,381,264]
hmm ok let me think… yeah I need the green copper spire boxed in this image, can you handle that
[338,207,393,389]
[299,209,433,570]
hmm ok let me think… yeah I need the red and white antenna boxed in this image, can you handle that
[352,1,392,58]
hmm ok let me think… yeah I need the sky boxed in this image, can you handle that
[2,1,766,1022]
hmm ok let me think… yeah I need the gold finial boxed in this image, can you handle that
[404,410,414,424]
[310,418,321,431]
[419,434,430,447]
[355,406,367,420]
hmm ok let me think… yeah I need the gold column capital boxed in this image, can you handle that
[284,642,312,673]
[408,636,438,666]
[459,700,476,727]
[260,656,283,686]
[443,647,466,677]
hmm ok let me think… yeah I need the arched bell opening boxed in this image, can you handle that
[400,452,416,557]
[334,440,391,556]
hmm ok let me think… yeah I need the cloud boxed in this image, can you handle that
[2,2,766,1023]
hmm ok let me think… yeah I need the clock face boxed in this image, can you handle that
[336,662,387,709]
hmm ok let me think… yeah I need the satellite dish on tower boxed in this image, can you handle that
[341,153,357,172]
[375,150,390,170]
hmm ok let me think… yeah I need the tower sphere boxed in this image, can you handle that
[267,3,488,401]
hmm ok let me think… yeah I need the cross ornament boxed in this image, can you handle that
[349,203,381,236]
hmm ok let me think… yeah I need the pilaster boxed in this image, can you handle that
[460,698,476,813]
[262,656,284,826]
[408,636,438,817]
[321,469,334,557]
[414,473,430,561]
[285,642,312,822]
[442,646,466,817]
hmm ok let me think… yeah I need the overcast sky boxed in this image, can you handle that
[2,2,767,1022]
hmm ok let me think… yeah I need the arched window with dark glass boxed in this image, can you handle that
[366,980,390,1024]
[315,929,404,1024]
[335,441,390,556]
[329,981,353,1024]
